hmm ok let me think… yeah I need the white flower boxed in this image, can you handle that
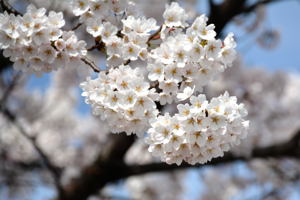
[48,28,62,41]
[163,2,188,27]
[105,36,123,56]
[29,56,44,71]
[89,0,109,16]
[122,16,158,35]
[72,0,90,16]
[190,94,207,113]
[32,29,49,45]
[147,92,249,165]
[107,55,124,68]
[123,42,140,61]
[13,57,28,70]
[151,44,174,65]
[48,11,65,28]
[23,45,38,58]
[39,45,57,63]
[100,22,118,43]
[190,42,204,61]
[159,93,173,105]
[177,104,191,119]
[138,48,148,60]
[177,86,195,101]
[26,4,46,19]
[159,79,178,94]
[54,39,66,51]
[126,32,148,48]
[191,15,216,40]
[147,62,165,81]
[219,33,237,67]
[165,64,183,81]
[86,19,103,37]
[205,39,222,60]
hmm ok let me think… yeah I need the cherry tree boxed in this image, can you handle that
[0,0,299,200]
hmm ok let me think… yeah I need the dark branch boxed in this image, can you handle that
[71,23,82,31]
[58,130,300,200]
[147,25,162,45]
[81,57,101,73]
[125,130,300,176]
[0,0,21,15]
[208,0,290,36]
[60,134,136,200]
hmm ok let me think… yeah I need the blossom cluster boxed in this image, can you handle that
[73,0,159,68]
[147,3,237,104]
[77,2,249,164]
[80,65,158,136]
[0,5,87,75]
[146,92,249,165]
[0,1,249,165]
[72,0,135,18]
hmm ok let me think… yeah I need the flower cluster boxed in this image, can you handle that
[78,2,249,164]
[80,65,158,136]
[77,0,159,67]
[0,1,249,165]
[72,0,135,18]
[147,3,237,104]
[86,15,158,68]
[0,5,87,75]
[146,92,249,165]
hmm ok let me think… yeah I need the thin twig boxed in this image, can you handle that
[71,23,82,31]
[147,25,163,45]
[87,43,105,51]
[81,56,101,73]
[123,59,131,65]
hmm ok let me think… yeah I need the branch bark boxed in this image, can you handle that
[125,130,300,176]
[58,129,300,200]
[81,57,101,73]
[60,134,136,200]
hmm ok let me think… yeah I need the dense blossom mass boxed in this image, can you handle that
[1,0,249,165]
[147,92,249,165]
[0,5,87,75]
[80,65,159,137]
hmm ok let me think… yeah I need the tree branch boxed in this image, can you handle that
[0,73,64,198]
[60,134,136,200]
[0,0,21,15]
[81,57,101,73]
[58,130,300,200]
[71,23,82,31]
[208,0,290,36]
[125,130,300,176]
[0,107,64,198]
